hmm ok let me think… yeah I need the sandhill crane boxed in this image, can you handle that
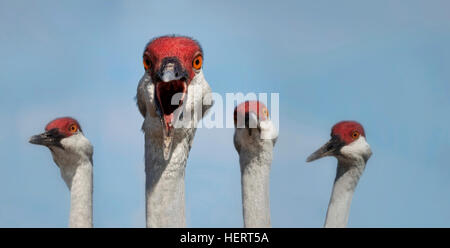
[136,35,213,227]
[233,101,278,227]
[29,117,93,228]
[307,121,372,228]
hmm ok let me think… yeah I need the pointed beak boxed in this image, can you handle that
[29,128,64,149]
[306,136,344,162]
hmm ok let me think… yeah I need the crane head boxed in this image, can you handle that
[142,35,203,136]
[234,100,269,129]
[306,121,372,163]
[29,117,92,161]
[233,101,278,153]
[29,117,82,149]
[29,117,93,177]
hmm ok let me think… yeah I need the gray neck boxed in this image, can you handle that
[138,71,212,228]
[324,158,365,228]
[239,142,273,228]
[144,130,191,228]
[62,159,93,228]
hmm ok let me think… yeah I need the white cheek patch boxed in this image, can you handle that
[60,133,93,157]
[340,136,372,160]
[138,73,158,118]
[60,134,81,150]
[259,120,278,140]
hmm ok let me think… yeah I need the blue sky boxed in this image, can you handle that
[0,0,449,227]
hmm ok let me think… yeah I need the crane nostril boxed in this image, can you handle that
[326,144,334,151]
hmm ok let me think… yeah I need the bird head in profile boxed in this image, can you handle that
[233,101,278,149]
[29,117,93,164]
[142,35,204,136]
[306,121,372,163]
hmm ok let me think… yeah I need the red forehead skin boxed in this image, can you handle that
[234,101,268,122]
[144,36,202,81]
[331,121,366,145]
[45,117,81,137]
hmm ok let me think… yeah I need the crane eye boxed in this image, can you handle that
[192,55,203,70]
[351,131,360,140]
[69,124,78,133]
[143,58,151,71]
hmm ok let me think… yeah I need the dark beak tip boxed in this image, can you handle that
[28,136,37,144]
[28,134,47,146]
[305,156,316,163]
[29,138,40,145]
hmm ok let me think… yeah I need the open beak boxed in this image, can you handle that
[154,59,189,160]
[29,128,64,149]
[306,136,344,162]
